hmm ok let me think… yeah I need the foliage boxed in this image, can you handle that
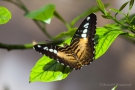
[0,6,11,24]
[111,86,117,90]
[25,4,55,24]
[30,56,72,82]
[0,0,135,83]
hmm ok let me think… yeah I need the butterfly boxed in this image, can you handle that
[33,13,97,70]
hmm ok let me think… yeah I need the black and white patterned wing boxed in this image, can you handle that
[33,13,97,70]
[33,44,81,69]
[70,13,97,66]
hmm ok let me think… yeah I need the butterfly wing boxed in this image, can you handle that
[33,13,97,70]
[33,44,82,69]
[70,13,97,66]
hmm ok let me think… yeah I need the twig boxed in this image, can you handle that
[4,0,53,39]
[0,42,33,51]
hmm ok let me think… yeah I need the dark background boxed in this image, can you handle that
[0,0,135,90]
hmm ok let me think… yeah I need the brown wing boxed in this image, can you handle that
[57,37,95,70]
[34,44,82,70]
[57,38,94,70]
[33,13,96,70]
[69,13,96,67]
[71,37,94,66]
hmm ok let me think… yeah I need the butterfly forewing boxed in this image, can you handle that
[71,13,96,42]
[70,13,96,66]
[34,13,97,70]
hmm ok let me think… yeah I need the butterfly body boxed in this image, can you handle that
[34,13,97,70]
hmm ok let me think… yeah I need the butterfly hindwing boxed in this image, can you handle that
[34,13,97,70]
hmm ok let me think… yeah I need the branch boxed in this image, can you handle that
[4,0,53,39]
[0,42,33,51]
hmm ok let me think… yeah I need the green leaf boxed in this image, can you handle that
[119,1,129,11]
[54,11,72,30]
[30,34,73,82]
[25,4,55,24]
[54,11,66,24]
[70,4,109,27]
[96,0,107,15]
[70,6,100,27]
[95,24,124,59]
[30,56,72,82]
[101,12,111,19]
[54,28,77,40]
[111,85,117,90]
[129,0,134,10]
[31,23,125,82]
[130,15,135,24]
[0,6,11,24]
[120,13,135,23]
[109,8,125,15]
[114,1,129,16]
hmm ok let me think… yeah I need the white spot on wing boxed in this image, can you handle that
[80,67,82,69]
[57,60,59,63]
[75,34,79,36]
[81,34,87,38]
[53,49,57,54]
[43,47,48,50]
[49,49,53,52]
[37,45,41,48]
[39,52,42,54]
[73,68,76,70]
[61,63,64,65]
[87,16,90,21]
[83,29,87,33]
[54,46,56,49]
[84,23,89,28]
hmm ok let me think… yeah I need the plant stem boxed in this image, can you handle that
[4,0,53,39]
[124,32,135,38]
[0,42,33,51]
[33,20,53,39]
[54,11,72,30]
